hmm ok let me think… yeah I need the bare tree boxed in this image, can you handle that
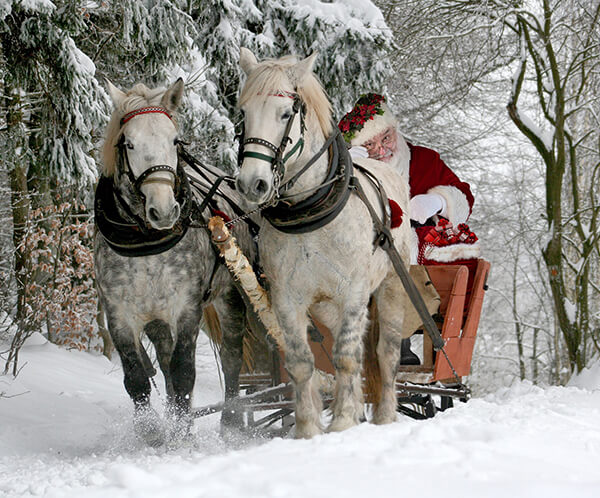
[386,0,600,373]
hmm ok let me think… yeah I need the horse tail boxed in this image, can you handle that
[362,299,382,407]
[202,304,223,349]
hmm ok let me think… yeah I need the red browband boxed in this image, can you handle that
[258,91,296,99]
[120,107,172,126]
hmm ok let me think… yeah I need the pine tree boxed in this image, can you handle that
[189,0,394,169]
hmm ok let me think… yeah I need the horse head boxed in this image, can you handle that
[104,79,184,230]
[236,48,332,205]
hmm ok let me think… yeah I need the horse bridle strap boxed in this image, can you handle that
[240,94,305,189]
[133,165,176,190]
[121,106,172,125]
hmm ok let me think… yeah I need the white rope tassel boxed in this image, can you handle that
[208,217,285,350]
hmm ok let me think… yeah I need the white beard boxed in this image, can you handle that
[385,130,411,180]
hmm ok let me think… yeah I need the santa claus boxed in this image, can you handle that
[338,93,480,364]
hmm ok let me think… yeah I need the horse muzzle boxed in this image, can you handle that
[146,201,180,230]
[236,169,273,205]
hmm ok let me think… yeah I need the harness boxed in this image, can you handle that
[95,106,255,257]
[94,160,193,257]
[238,92,352,233]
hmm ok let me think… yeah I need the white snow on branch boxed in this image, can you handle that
[564,298,576,325]
[514,107,554,151]
[285,0,388,32]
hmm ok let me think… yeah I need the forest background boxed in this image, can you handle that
[1,0,599,391]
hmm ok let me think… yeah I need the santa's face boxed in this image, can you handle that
[362,126,399,163]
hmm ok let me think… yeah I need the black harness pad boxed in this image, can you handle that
[262,132,353,234]
[94,163,193,257]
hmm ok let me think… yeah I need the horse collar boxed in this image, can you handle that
[94,160,193,257]
[262,131,354,234]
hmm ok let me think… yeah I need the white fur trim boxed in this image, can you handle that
[350,103,398,146]
[427,185,470,225]
[410,227,419,264]
[423,241,480,263]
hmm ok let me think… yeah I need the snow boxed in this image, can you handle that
[11,0,55,14]
[1,333,600,497]
[289,0,387,29]
[568,361,600,388]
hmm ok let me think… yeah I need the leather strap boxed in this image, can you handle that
[350,168,445,351]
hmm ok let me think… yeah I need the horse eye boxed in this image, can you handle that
[281,111,292,120]
[125,140,134,150]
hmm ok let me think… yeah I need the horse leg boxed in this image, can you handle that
[169,309,201,423]
[106,313,164,446]
[372,273,407,424]
[327,296,369,432]
[144,319,174,399]
[275,299,322,439]
[214,288,246,430]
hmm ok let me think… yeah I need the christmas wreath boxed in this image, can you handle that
[338,93,386,142]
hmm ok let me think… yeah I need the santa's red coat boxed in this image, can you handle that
[407,144,474,212]
[407,144,478,300]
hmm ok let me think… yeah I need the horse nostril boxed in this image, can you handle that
[254,179,268,195]
[169,204,180,220]
[148,207,159,221]
[236,180,247,195]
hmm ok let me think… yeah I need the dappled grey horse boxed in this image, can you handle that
[94,79,254,445]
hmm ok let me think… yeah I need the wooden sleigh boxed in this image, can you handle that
[195,259,491,431]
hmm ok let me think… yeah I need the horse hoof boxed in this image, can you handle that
[371,412,397,425]
[220,407,245,429]
[326,416,358,433]
[133,406,165,447]
[294,422,323,439]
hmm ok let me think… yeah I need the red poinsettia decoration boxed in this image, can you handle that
[338,93,386,142]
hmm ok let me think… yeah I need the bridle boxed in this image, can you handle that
[117,106,178,195]
[238,91,307,200]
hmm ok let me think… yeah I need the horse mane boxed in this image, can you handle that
[102,83,178,177]
[239,56,333,138]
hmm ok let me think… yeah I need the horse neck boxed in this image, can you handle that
[282,127,330,203]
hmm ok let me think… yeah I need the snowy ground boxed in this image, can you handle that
[1,333,600,498]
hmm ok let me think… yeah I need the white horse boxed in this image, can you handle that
[236,48,412,438]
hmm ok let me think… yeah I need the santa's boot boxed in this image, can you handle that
[400,338,420,365]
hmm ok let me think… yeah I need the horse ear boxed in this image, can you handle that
[161,78,184,112]
[288,52,318,88]
[105,79,126,107]
[240,47,258,75]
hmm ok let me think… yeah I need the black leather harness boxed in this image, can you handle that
[94,160,193,257]
[262,131,353,233]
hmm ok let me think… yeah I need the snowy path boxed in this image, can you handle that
[1,334,600,497]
